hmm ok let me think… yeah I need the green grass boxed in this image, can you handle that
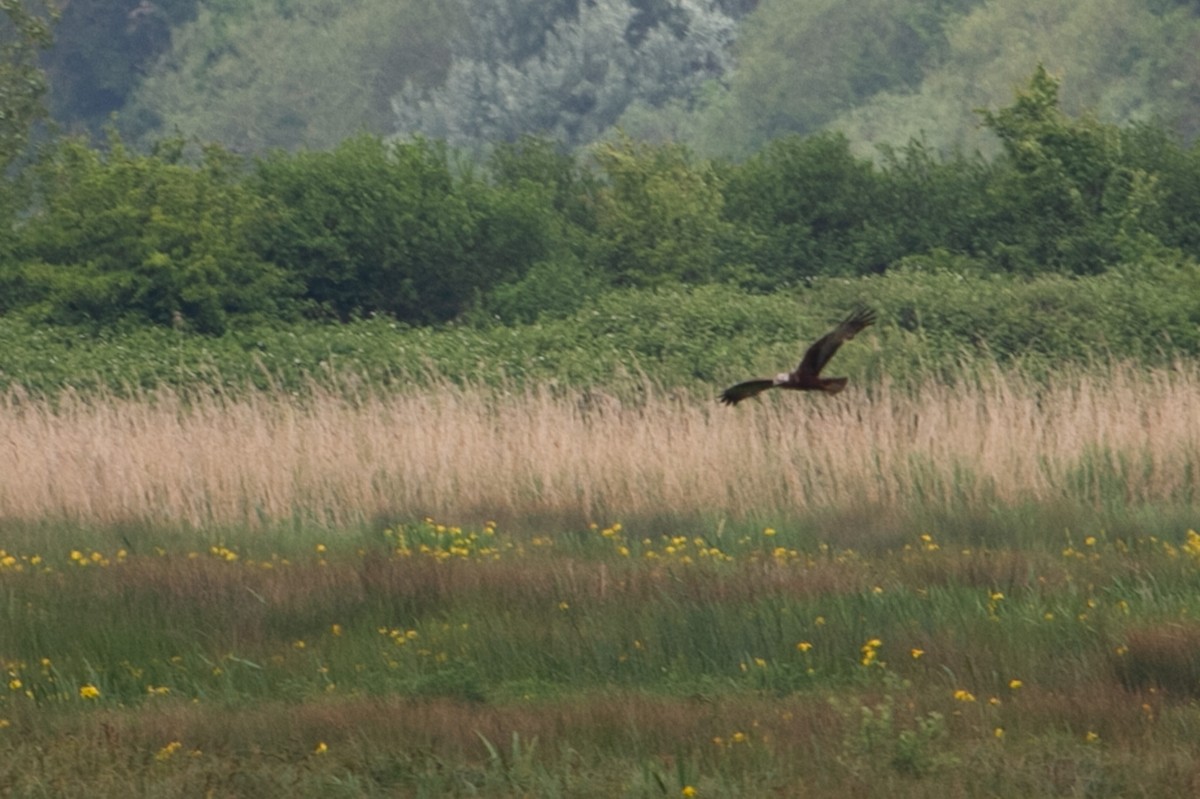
[6,283,1200,795]
[4,517,1200,796]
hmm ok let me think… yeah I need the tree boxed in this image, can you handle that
[722,133,888,282]
[252,135,555,324]
[125,0,464,151]
[590,136,734,287]
[696,0,982,157]
[8,135,294,333]
[392,0,736,153]
[977,66,1169,273]
[0,0,54,168]
[832,0,1200,157]
[39,0,198,136]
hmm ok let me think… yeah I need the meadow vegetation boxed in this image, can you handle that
[3,362,1200,535]
[4,357,1200,796]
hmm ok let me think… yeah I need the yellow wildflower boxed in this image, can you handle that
[79,684,100,700]
[860,638,883,666]
[155,741,183,762]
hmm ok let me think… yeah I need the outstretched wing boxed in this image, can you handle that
[794,307,876,380]
[719,379,776,406]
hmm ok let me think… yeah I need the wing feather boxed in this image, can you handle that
[719,379,776,406]
[794,307,876,380]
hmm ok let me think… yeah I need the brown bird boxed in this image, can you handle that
[719,307,876,406]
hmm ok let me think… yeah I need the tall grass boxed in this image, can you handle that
[6,360,1200,796]
[3,361,1199,532]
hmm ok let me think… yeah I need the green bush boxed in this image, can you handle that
[6,136,294,334]
[589,136,738,288]
[5,264,1199,397]
[252,135,556,325]
[977,66,1171,274]
[2,67,1200,340]
[722,133,889,283]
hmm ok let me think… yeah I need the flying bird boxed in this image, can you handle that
[719,307,876,406]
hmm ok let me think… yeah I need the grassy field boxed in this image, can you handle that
[4,361,1200,535]
[3,363,1200,796]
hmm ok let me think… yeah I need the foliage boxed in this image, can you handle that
[5,135,294,334]
[695,0,985,157]
[1116,122,1200,257]
[123,0,465,151]
[4,264,1200,397]
[833,0,1200,157]
[38,0,198,136]
[1,70,1200,339]
[721,133,892,282]
[590,136,737,287]
[391,0,737,153]
[251,135,553,324]
[977,66,1167,274]
[0,0,54,169]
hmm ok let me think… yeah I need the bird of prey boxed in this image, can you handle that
[719,307,876,406]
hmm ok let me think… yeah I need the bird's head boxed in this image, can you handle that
[773,372,790,385]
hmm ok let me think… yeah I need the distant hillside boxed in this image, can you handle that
[39,0,1200,156]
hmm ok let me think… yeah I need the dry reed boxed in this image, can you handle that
[2,362,1198,530]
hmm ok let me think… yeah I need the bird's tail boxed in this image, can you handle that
[819,377,848,394]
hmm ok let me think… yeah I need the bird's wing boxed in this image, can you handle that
[719,379,776,406]
[794,307,876,379]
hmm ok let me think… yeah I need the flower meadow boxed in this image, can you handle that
[3,367,1200,796]
[5,516,1200,796]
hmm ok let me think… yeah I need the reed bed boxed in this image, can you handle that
[2,362,1198,530]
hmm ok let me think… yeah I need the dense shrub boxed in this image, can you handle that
[589,136,739,288]
[722,132,890,282]
[975,66,1178,274]
[4,136,293,334]
[252,135,555,324]
[5,265,1200,396]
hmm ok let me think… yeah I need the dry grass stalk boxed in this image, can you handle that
[2,362,1198,530]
